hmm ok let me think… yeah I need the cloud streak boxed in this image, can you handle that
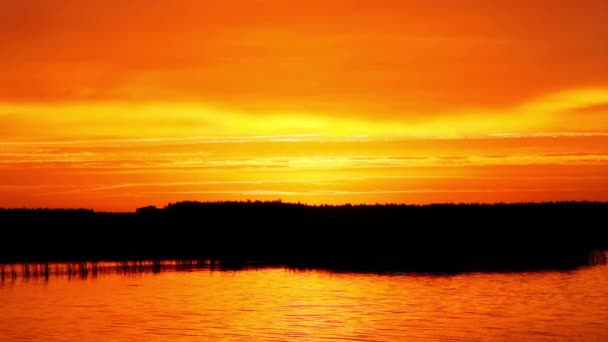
[1,88,608,143]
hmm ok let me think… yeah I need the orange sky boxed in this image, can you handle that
[1,0,607,211]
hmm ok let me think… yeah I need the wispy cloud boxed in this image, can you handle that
[2,88,608,142]
[134,188,590,196]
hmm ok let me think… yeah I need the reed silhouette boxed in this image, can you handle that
[0,201,607,273]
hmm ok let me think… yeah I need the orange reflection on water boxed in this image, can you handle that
[2,266,608,340]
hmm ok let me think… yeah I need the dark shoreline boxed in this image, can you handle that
[1,201,607,273]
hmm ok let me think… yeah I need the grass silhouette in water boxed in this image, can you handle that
[0,201,607,273]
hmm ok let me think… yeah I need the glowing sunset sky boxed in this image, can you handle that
[1,1,607,211]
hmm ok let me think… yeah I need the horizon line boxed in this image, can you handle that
[2,200,607,214]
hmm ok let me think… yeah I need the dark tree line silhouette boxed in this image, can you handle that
[0,201,607,273]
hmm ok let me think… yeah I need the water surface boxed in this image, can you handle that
[1,264,608,341]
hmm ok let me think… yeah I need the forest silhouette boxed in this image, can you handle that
[1,201,607,273]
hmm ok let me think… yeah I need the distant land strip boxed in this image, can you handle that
[1,201,607,273]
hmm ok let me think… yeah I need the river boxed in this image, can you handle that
[1,262,608,341]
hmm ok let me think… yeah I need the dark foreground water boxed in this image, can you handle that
[1,262,608,341]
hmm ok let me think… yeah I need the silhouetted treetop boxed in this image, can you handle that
[1,201,607,272]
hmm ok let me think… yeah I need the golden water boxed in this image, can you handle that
[1,264,608,341]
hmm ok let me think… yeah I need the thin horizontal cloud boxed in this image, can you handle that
[134,188,590,196]
[32,174,608,197]
[1,88,607,142]
[0,134,328,146]
[3,154,608,173]
[489,132,608,138]
[2,131,608,146]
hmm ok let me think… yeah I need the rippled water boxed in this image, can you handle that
[1,263,608,341]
